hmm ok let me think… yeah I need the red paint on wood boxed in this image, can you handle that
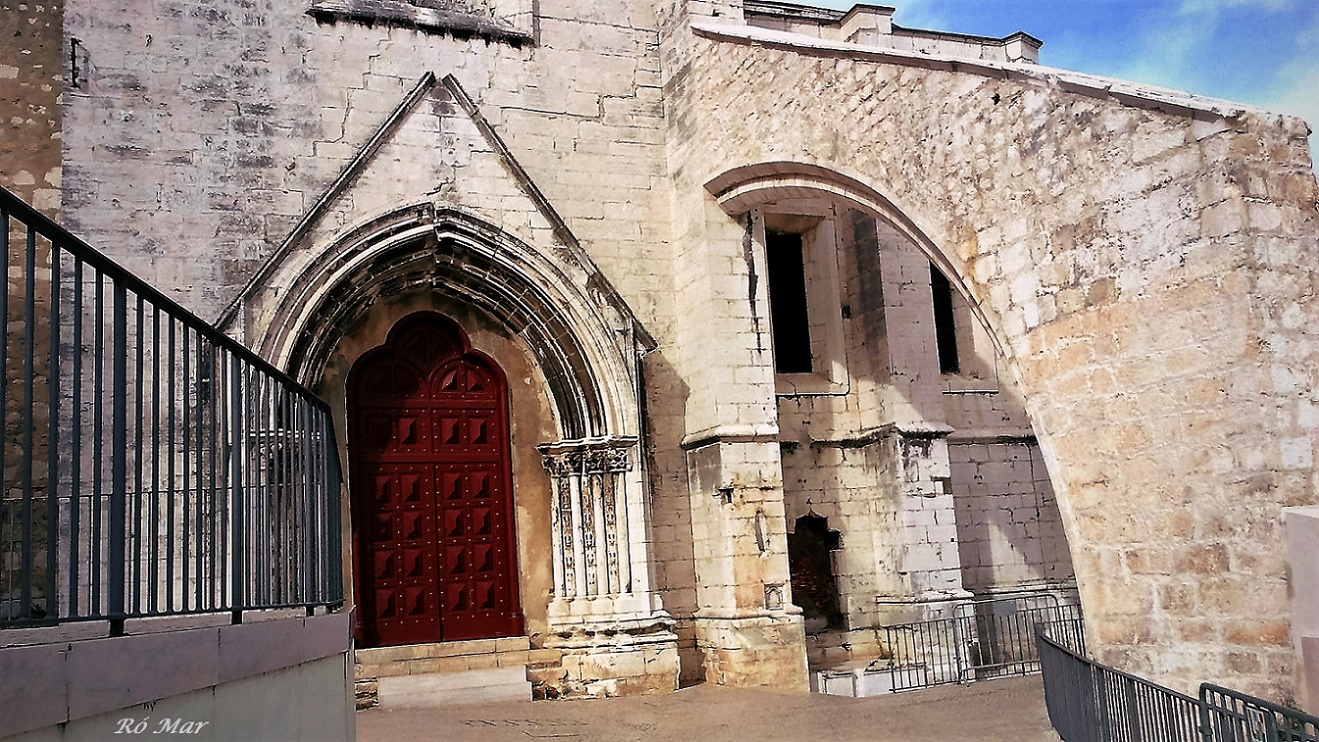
[349,313,523,647]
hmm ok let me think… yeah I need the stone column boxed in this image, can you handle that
[536,436,678,697]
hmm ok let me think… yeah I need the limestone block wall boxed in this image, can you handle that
[0,0,62,214]
[60,0,673,332]
[661,0,809,679]
[59,0,703,686]
[949,440,1074,592]
[665,19,1319,699]
[781,442,894,626]
[776,199,1060,646]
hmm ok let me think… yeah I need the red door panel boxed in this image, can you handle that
[349,313,524,648]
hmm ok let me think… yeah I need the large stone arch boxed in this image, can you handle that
[668,23,1319,697]
[704,160,1010,363]
[703,158,1079,655]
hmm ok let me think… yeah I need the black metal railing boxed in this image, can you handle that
[1037,622,1202,741]
[0,186,343,633]
[878,592,1084,692]
[1201,684,1319,742]
[1037,625,1319,742]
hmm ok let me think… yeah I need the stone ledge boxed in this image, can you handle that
[356,635,529,665]
[688,20,1287,123]
[306,0,533,45]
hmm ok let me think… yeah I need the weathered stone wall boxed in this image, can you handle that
[950,441,1073,592]
[664,21,1318,698]
[60,0,701,691]
[61,0,671,328]
[2,1,63,618]
[772,190,1074,671]
[44,0,1319,702]
[0,0,62,213]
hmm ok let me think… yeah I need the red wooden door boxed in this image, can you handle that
[349,314,523,647]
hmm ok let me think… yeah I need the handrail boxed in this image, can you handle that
[0,185,343,633]
[876,592,1083,692]
[1036,625,1319,742]
[0,187,325,405]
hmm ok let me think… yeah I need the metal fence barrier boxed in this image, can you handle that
[0,186,344,633]
[1037,624,1319,742]
[878,592,1084,692]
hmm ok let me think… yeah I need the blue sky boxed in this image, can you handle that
[811,0,1319,166]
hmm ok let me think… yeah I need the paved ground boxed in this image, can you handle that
[357,675,1061,742]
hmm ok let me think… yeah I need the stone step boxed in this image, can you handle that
[355,636,541,679]
[354,637,564,709]
[377,666,531,708]
[357,636,531,666]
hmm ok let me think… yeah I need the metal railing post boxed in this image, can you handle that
[109,279,127,636]
[326,416,343,606]
[230,351,244,625]
[19,224,35,620]
[44,237,60,621]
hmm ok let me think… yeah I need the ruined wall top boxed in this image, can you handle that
[743,1,1042,64]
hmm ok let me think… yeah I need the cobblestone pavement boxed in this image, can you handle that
[357,675,1061,742]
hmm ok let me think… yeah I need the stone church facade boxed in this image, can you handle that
[4,0,1317,706]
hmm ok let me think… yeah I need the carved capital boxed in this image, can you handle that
[539,436,637,476]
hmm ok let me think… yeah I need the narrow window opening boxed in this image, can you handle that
[930,263,960,374]
[766,230,813,374]
[787,514,845,631]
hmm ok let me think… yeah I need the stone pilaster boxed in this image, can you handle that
[685,438,808,689]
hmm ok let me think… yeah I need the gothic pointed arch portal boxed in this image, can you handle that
[239,203,677,688]
[349,312,523,646]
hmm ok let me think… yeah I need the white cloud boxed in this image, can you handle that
[886,0,949,30]
[1106,7,1215,93]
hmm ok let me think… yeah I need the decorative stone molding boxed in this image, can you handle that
[536,436,678,698]
[226,73,656,442]
[539,437,650,612]
[306,0,533,45]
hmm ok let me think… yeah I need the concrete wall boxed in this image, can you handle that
[1286,506,1319,714]
[0,613,353,741]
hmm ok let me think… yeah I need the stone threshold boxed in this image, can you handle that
[354,636,564,709]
